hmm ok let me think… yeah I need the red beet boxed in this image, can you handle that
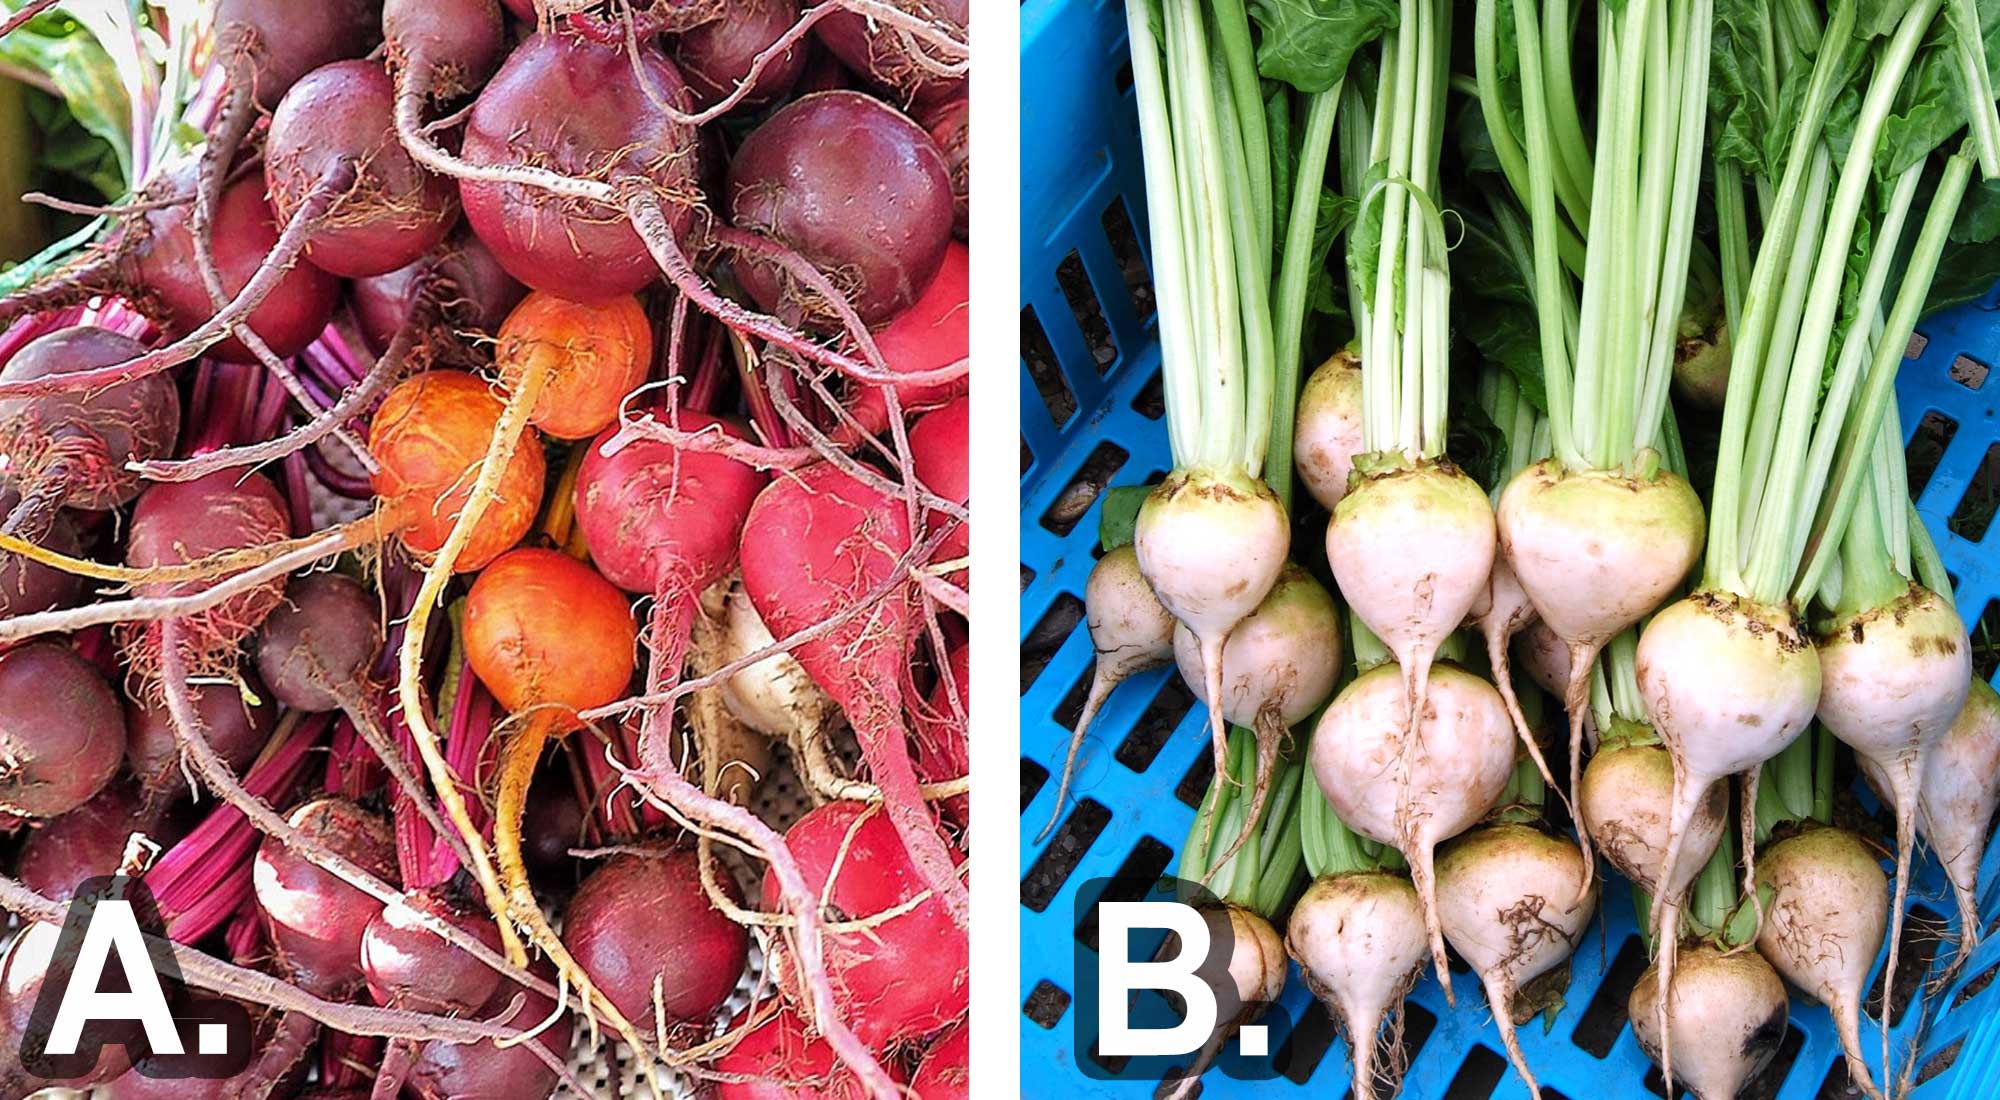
[575,413,764,597]
[910,1022,968,1100]
[520,766,587,893]
[14,783,153,901]
[908,396,968,570]
[713,1008,888,1100]
[406,975,572,1100]
[560,849,748,1033]
[125,675,274,806]
[458,32,698,301]
[728,91,953,325]
[266,60,459,278]
[98,1005,311,1100]
[213,0,382,110]
[837,240,968,442]
[253,572,382,713]
[0,327,181,521]
[912,641,968,829]
[0,922,135,1096]
[129,166,343,363]
[739,463,966,927]
[812,0,966,106]
[0,490,80,621]
[121,470,292,672]
[384,0,509,101]
[917,95,967,238]
[761,801,966,1050]
[254,797,399,997]
[672,0,807,112]
[0,642,126,818]
[348,230,526,356]
[361,890,504,1013]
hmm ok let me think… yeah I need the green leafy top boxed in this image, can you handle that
[1248,0,1400,93]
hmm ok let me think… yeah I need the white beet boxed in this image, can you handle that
[1578,736,1727,1088]
[1158,905,1288,1100]
[1286,872,1428,1100]
[1629,943,1788,1100]
[1635,592,1820,939]
[1512,617,1573,702]
[1039,545,1178,842]
[1134,467,1290,784]
[1171,564,1343,733]
[1815,581,1970,1076]
[1294,349,1365,512]
[1860,677,2000,974]
[1498,461,1704,885]
[1577,739,1725,934]
[716,574,839,744]
[1310,662,1515,996]
[1326,460,1496,766]
[1434,824,1597,1099]
[1171,564,1342,868]
[1755,827,1888,1100]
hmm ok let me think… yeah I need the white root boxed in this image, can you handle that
[1133,468,1290,788]
[1629,943,1788,1100]
[1310,662,1516,1003]
[1754,827,1889,1100]
[1434,823,1597,1100]
[1038,545,1175,842]
[1286,872,1428,1100]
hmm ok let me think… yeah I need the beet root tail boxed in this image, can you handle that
[1039,668,1114,844]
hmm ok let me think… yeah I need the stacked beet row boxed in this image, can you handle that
[0,1,969,1098]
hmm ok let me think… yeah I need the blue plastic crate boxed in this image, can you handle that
[1017,2,2000,1097]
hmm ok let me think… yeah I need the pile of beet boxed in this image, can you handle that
[0,1,970,1097]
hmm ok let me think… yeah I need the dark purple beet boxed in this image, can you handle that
[254,572,382,712]
[727,91,953,325]
[917,94,967,239]
[406,975,571,1100]
[125,674,274,804]
[0,490,80,620]
[361,890,504,1013]
[560,848,747,1032]
[0,923,135,1096]
[458,32,698,301]
[384,0,508,100]
[521,767,586,893]
[0,642,125,818]
[794,41,855,96]
[254,797,398,997]
[812,0,966,106]
[14,782,155,901]
[266,60,459,279]
[672,0,806,112]
[0,327,181,514]
[122,470,292,671]
[99,1006,308,1100]
[214,0,381,110]
[126,167,341,362]
[566,0,724,41]
[348,231,526,356]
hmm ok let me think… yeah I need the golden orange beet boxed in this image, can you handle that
[496,291,652,441]
[463,548,637,724]
[368,371,546,572]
